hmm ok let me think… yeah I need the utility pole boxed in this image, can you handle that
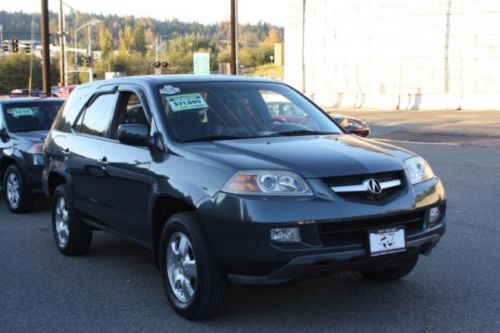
[41,0,51,96]
[230,0,238,75]
[58,0,66,87]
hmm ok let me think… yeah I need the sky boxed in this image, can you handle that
[1,0,287,26]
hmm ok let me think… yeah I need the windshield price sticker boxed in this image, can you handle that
[167,93,209,112]
[8,108,34,117]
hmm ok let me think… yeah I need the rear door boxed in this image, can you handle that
[68,89,118,224]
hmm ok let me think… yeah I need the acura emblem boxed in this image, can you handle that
[366,179,382,194]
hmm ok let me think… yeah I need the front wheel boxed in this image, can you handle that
[3,165,32,213]
[359,254,419,281]
[160,212,229,320]
[51,185,93,256]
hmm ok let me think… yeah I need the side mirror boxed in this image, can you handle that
[117,124,149,147]
[0,127,9,142]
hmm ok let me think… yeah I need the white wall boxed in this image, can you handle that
[285,0,500,109]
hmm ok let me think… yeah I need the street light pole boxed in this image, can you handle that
[74,20,100,84]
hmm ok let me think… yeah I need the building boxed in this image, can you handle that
[285,0,500,110]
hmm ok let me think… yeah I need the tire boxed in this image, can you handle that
[51,184,93,256]
[359,254,419,281]
[159,212,229,320]
[3,164,32,213]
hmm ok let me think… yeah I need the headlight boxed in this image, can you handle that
[344,119,364,129]
[223,170,313,196]
[28,143,44,154]
[404,156,435,184]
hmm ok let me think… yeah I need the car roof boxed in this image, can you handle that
[78,74,282,91]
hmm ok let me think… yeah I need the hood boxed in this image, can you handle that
[13,130,48,143]
[182,134,414,178]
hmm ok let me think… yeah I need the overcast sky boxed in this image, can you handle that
[2,0,287,26]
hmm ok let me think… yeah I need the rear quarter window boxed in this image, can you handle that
[52,86,93,133]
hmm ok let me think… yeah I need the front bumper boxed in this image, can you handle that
[228,225,444,284]
[200,177,447,284]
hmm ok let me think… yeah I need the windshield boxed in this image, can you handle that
[3,101,62,133]
[158,81,343,142]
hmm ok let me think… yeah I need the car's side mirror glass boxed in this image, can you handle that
[117,124,149,147]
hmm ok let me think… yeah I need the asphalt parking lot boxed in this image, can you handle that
[1,111,499,332]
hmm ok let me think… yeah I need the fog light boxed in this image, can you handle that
[270,227,301,243]
[429,207,441,225]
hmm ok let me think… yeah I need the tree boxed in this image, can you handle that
[98,26,114,58]
[133,25,148,55]
[165,35,216,74]
[263,28,282,49]
[118,25,134,53]
[0,53,59,93]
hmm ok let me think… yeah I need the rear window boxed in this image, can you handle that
[3,101,63,132]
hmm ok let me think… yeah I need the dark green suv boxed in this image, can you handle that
[43,75,446,319]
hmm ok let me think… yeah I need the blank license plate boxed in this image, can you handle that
[369,228,406,257]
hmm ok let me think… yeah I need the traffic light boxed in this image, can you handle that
[11,38,19,53]
[153,61,169,68]
[25,43,31,54]
[84,55,92,67]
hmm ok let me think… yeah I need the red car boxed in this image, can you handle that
[54,85,78,98]
[267,101,370,137]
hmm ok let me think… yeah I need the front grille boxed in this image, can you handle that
[324,170,407,204]
[317,211,425,245]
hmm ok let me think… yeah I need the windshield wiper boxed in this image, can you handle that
[276,130,334,136]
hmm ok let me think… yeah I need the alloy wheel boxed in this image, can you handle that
[55,196,70,247]
[6,172,20,209]
[166,232,197,303]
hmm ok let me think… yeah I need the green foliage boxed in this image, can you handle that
[92,52,149,79]
[0,53,59,93]
[0,10,283,84]
[165,35,217,74]
[98,27,114,58]
[246,64,284,80]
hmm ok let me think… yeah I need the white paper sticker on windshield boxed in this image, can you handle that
[8,108,34,117]
[167,93,209,112]
[160,85,181,95]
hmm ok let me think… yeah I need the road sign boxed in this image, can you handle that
[193,52,210,75]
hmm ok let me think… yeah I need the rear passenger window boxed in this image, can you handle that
[75,94,116,138]
[52,86,92,133]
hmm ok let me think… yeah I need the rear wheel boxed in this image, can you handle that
[51,185,92,255]
[3,165,32,213]
[359,254,419,281]
[160,212,229,319]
